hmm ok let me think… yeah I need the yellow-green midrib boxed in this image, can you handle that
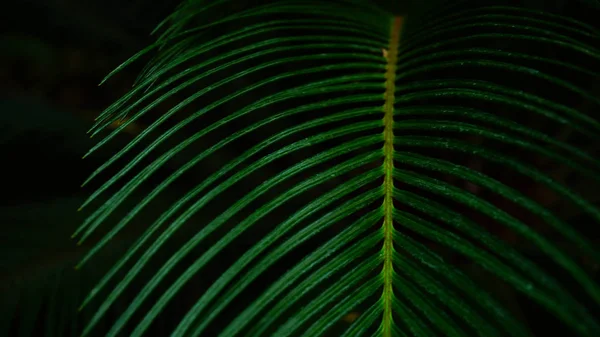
[381,15,403,337]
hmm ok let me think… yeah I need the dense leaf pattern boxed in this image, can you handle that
[68,0,600,336]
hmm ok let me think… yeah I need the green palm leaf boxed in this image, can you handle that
[74,0,600,336]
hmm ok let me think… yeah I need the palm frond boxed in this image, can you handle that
[75,0,600,336]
